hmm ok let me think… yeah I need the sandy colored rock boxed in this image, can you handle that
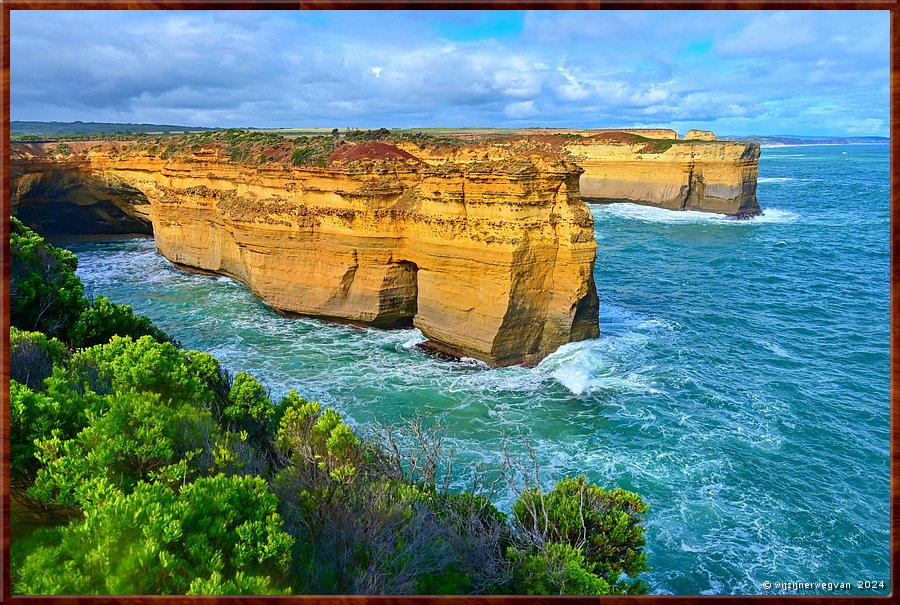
[563,137,760,216]
[396,132,760,216]
[11,141,599,367]
[685,130,717,141]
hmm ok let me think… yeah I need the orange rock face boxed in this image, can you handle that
[684,130,717,141]
[564,137,760,216]
[11,141,600,367]
[398,130,760,216]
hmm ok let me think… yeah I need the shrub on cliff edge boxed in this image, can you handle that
[10,217,87,339]
[69,294,175,349]
[509,476,650,595]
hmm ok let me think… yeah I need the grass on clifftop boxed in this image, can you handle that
[13,128,469,167]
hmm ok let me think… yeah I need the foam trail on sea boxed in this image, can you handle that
[533,303,674,396]
[594,203,798,225]
[758,177,815,183]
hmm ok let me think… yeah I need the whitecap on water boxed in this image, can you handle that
[537,333,661,397]
[761,340,794,359]
[758,177,814,183]
[594,203,799,225]
[400,329,427,349]
[551,360,593,395]
[752,208,800,223]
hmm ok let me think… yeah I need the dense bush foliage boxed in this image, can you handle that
[9,327,68,390]
[69,295,173,348]
[10,223,650,596]
[344,127,392,142]
[16,475,293,595]
[10,380,83,479]
[11,218,167,347]
[510,476,650,594]
[10,217,87,339]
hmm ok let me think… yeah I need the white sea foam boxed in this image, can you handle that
[761,340,794,359]
[757,177,815,183]
[400,329,427,349]
[534,304,672,396]
[753,208,800,223]
[597,203,799,225]
[551,359,593,395]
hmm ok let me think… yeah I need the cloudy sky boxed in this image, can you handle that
[10,10,890,136]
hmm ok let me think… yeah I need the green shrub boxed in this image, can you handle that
[10,217,88,339]
[69,295,174,349]
[16,475,293,595]
[74,335,215,405]
[29,390,203,508]
[276,397,363,484]
[10,380,92,479]
[511,476,649,594]
[508,542,610,595]
[9,327,68,390]
[290,147,315,166]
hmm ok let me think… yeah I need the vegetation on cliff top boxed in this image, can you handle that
[13,126,716,175]
[10,221,651,595]
[13,128,469,168]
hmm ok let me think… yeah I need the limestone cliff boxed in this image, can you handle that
[562,135,760,216]
[11,140,599,367]
[11,144,154,236]
[685,130,717,141]
[398,130,760,216]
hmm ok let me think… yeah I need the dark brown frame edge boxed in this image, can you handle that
[0,1,895,603]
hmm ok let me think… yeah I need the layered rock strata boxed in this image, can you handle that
[11,141,599,367]
[11,144,153,237]
[561,136,760,216]
[684,130,717,141]
[400,131,761,216]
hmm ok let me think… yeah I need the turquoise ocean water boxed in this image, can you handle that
[66,144,890,595]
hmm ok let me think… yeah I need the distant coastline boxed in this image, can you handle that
[719,135,889,146]
[10,121,889,148]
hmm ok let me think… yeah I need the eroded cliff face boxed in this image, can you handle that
[398,131,761,216]
[11,141,599,367]
[684,130,717,141]
[563,136,761,216]
[11,144,154,237]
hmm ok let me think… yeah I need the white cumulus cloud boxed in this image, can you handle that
[556,67,590,101]
[504,100,539,119]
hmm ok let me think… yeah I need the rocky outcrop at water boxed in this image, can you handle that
[10,130,761,364]
[11,140,599,367]
[398,130,761,217]
[563,133,760,216]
